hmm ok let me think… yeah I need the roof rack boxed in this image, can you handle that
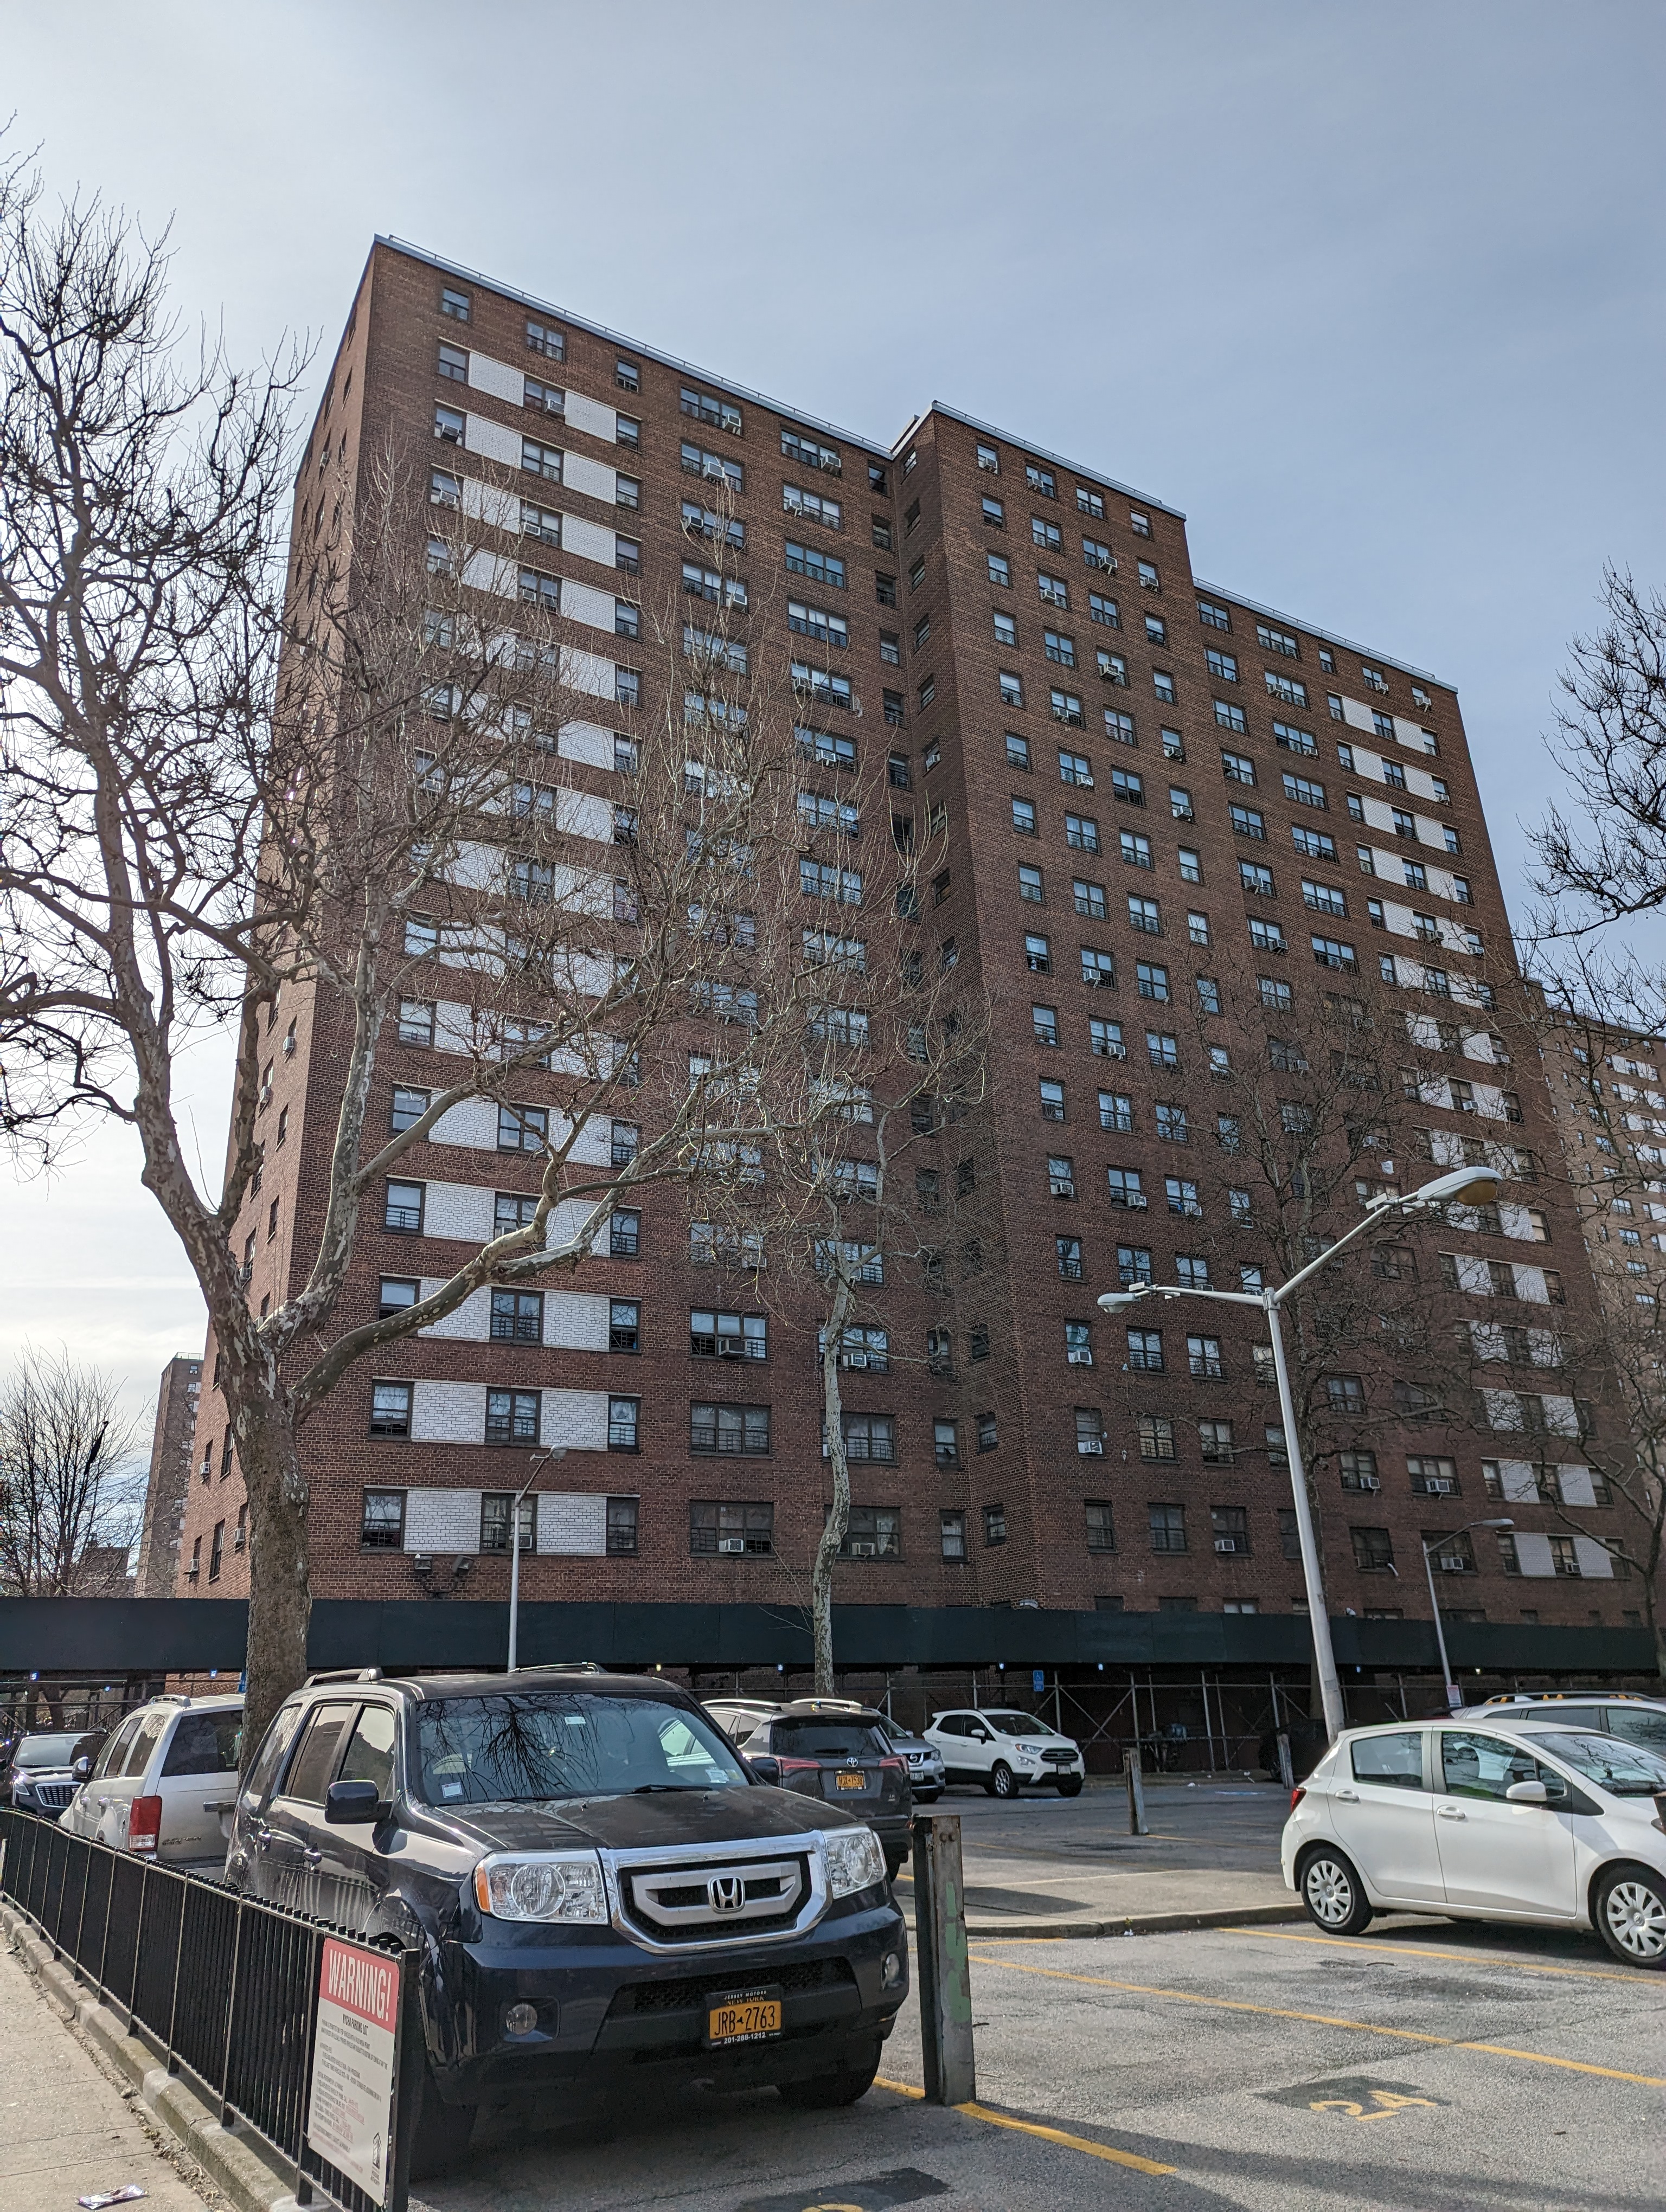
[508,1660,607,1675]
[304,1668,384,1686]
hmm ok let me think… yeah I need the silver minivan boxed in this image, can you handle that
[61,1694,243,1867]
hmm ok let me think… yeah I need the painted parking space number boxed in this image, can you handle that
[1311,2089,1440,2121]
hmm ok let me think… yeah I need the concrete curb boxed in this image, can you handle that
[1,1901,302,2212]
[959,1900,1306,1941]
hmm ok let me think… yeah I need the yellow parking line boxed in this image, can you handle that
[872,2078,1176,2175]
[1223,1925,1642,1983]
[966,1952,1666,2088]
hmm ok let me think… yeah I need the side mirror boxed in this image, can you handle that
[1504,1779,1548,1805]
[747,1755,781,1785]
[324,1778,384,1825]
[72,1757,93,1782]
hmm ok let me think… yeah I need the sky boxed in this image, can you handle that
[3,0,1664,1429]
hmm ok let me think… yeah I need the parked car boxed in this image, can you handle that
[60,1694,243,1864]
[922,1708,1086,1797]
[723,1703,913,1875]
[225,1668,908,2176]
[7,1729,106,1817]
[878,1721,944,1803]
[1454,1693,1666,1755]
[1282,1718,1666,1968]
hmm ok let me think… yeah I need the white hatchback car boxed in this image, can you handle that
[922,1709,1085,1798]
[60,1694,244,1867]
[1282,1718,1666,1968]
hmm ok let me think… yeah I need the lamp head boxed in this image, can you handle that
[1410,1164,1501,1208]
[1097,1285,1152,1315]
[1479,1517,1515,1529]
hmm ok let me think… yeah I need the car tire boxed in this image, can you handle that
[408,2065,476,2181]
[915,1789,941,1803]
[1298,1846,1373,1935]
[883,1844,909,1880]
[1593,1864,1666,1969]
[989,1761,1018,1800]
[1054,1777,1084,1798]
[777,2039,882,2110]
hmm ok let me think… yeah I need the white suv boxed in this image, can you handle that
[923,1709,1085,1798]
[1282,1718,1666,1968]
[61,1694,244,1867]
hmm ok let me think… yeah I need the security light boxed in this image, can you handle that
[1408,1164,1501,1207]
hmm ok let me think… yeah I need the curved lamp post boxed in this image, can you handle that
[1098,1162,1503,1744]
[1424,1517,1515,1713]
[507,1445,567,1674]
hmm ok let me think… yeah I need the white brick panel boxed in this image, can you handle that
[445,843,501,892]
[562,578,619,634]
[462,478,519,530]
[1392,714,1432,750]
[540,1388,611,1451]
[1499,1203,1539,1242]
[1558,1465,1598,1507]
[534,1491,610,1554]
[1494,1461,1541,1503]
[1541,1394,1579,1437]
[558,789,614,842]
[464,413,522,468]
[462,550,517,599]
[1514,1266,1550,1303]
[1453,1255,1491,1295]
[434,1001,478,1054]
[558,719,616,770]
[1573,1536,1614,1578]
[561,646,618,701]
[431,1097,500,1150]
[409,1380,489,1445]
[1469,1321,1508,1361]
[563,452,617,506]
[542,1290,610,1350]
[563,392,618,445]
[415,1285,493,1340]
[465,351,524,404]
[1482,1389,1524,1430]
[402,1487,483,1552]
[1511,1532,1556,1577]
[562,515,619,569]
[1338,696,1377,734]
[420,1181,498,1243]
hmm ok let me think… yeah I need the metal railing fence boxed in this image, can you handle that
[0,1808,418,2212]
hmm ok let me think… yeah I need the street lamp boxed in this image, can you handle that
[1098,1161,1501,1744]
[1424,1519,1514,1714]
[506,1446,567,1675]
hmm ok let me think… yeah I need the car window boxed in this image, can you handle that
[281,1702,357,1804]
[1439,1730,1542,1801]
[982,1711,1061,1738]
[1523,1729,1666,1797]
[93,1716,143,1780]
[1532,1706,1603,1729]
[242,1703,304,1805]
[15,1734,85,1767]
[770,1719,889,1759]
[1605,1707,1666,1753]
[336,1705,399,1799]
[162,1711,244,1778]
[414,1692,746,1804]
[123,1713,170,1780]
[931,1716,962,1738]
[1351,1731,1425,1790]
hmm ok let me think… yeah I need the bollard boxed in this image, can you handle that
[1276,1732,1295,1792]
[1124,1746,1149,1836]
[911,1811,975,2106]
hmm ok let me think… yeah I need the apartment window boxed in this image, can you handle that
[1149,1504,1186,1553]
[1018,864,1045,904]
[1045,629,1076,667]
[1267,671,1309,708]
[480,1491,537,1555]
[1083,536,1113,571]
[987,551,1011,588]
[1230,806,1266,843]
[691,1501,773,1556]
[1126,1327,1162,1372]
[1023,931,1052,974]
[1090,1018,1125,1058]
[1409,1455,1459,1497]
[1033,517,1063,551]
[1082,947,1117,987]
[497,1103,548,1153]
[984,1506,1008,1547]
[1274,719,1316,757]
[1285,774,1328,809]
[1206,649,1238,684]
[1146,1031,1178,1069]
[1339,1449,1379,1493]
[485,1390,541,1445]
[1199,1419,1235,1465]
[361,1490,406,1550]
[1049,1155,1077,1199]
[1118,1245,1154,1286]
[1351,1527,1396,1572]
[1303,879,1348,917]
[1211,1506,1249,1556]
[1066,1317,1094,1364]
[1000,671,1024,708]
[1167,1176,1200,1216]
[1129,894,1161,935]
[940,1510,967,1561]
[690,1403,771,1455]
[1249,919,1286,954]
[1139,1414,1175,1462]
[369,1381,412,1439]
[840,1413,896,1464]
[1327,1374,1366,1414]
[991,610,1015,647]
[440,286,471,322]
[1032,1002,1060,1045]
[1188,1334,1223,1379]
[524,318,565,359]
[1241,860,1275,897]
[1099,1091,1133,1133]
[383,1180,424,1234]
[1057,1234,1084,1280]
[490,1288,544,1344]
[1040,1078,1067,1121]
[1105,710,1136,750]
[614,358,640,392]
[1012,796,1037,834]
[1156,1102,1188,1143]
[982,496,1005,526]
[1065,812,1100,852]
[1136,961,1169,1001]
[378,1277,418,1321]
[521,437,562,484]
[611,1208,641,1258]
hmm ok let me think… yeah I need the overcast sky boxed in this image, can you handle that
[4,0,1664,1426]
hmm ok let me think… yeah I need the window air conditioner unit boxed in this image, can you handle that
[281,1034,296,1057]
[1424,1477,1454,1495]
[1067,1350,1093,1366]
[1078,1439,1104,1455]
[1359,1474,1381,1491]
[1214,1537,1238,1553]
[848,1541,876,1558]
[717,1536,746,1555]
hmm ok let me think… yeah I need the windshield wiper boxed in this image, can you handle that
[633,1782,714,1793]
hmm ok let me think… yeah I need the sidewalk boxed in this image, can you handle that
[0,1935,214,2212]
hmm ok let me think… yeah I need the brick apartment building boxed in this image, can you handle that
[133,1355,203,1599]
[172,237,1644,1683]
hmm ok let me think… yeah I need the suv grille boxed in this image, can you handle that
[603,1836,828,1954]
[33,1782,75,1810]
[618,1957,854,2016]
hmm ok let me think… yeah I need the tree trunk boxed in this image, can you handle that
[236,1398,313,1768]
[811,1275,856,1697]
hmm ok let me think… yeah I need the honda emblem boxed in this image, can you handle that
[708,1873,746,1913]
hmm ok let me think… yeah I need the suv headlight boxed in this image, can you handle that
[473,1851,607,1923]
[1017,1742,1049,1756]
[824,1827,886,1898]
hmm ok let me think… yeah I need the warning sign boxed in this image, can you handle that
[306,1937,400,2204]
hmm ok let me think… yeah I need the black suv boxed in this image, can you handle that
[225,1668,908,2174]
[723,1705,912,1876]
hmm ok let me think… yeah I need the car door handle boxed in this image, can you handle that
[1437,1804,1466,1820]
[1334,1787,1359,1802]
[302,1847,323,1867]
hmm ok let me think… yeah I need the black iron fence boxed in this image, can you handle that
[0,1809,419,2212]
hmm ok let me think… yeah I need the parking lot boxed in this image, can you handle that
[414,1906,1663,2212]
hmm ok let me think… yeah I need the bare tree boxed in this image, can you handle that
[0,1348,143,1596]
[0,160,825,1755]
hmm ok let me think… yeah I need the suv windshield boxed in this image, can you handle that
[414,1693,746,1804]
[982,1712,1061,1738]
[12,1734,91,1767]
[1525,1731,1666,1796]
[770,1718,888,1759]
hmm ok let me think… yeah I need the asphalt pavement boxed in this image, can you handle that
[416,1906,1663,2211]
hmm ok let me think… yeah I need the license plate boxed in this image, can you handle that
[706,1986,783,2047]
[835,1770,867,1790]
